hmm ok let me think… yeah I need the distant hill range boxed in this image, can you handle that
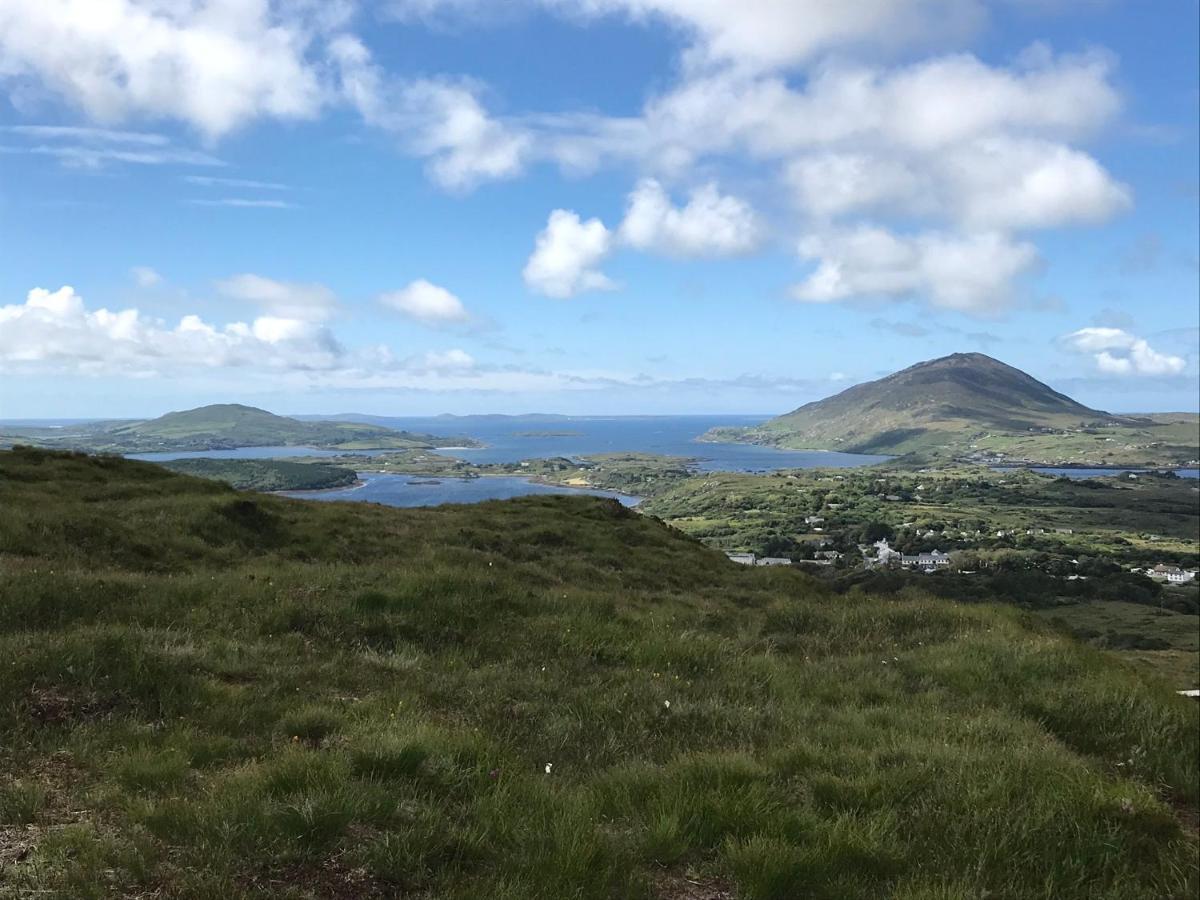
[0,403,481,454]
[704,353,1199,468]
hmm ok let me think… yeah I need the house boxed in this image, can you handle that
[814,550,842,561]
[756,557,793,567]
[1149,565,1196,584]
[871,539,901,567]
[1055,528,1074,535]
[726,552,756,566]
[804,516,825,525]
[899,550,951,571]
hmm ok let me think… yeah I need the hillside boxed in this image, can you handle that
[0,447,1196,899]
[704,353,1199,466]
[0,404,481,454]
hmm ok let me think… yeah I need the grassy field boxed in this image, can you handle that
[1037,600,1200,687]
[0,448,1197,899]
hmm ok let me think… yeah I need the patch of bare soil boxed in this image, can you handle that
[655,871,737,900]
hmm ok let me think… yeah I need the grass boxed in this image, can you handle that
[0,447,1197,899]
[1037,600,1200,687]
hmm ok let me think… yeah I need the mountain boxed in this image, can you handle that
[2,404,481,454]
[705,353,1155,460]
[1,445,1195,897]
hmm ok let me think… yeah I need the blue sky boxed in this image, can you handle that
[0,0,1197,419]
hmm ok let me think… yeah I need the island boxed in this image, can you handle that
[0,403,483,455]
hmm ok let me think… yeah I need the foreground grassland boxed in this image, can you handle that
[1,449,1197,899]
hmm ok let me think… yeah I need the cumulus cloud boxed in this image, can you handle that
[380,280,470,325]
[0,284,487,389]
[617,178,762,257]
[1062,327,1186,376]
[0,0,341,139]
[332,35,530,191]
[388,0,987,70]
[941,137,1130,230]
[215,274,338,322]
[130,266,162,288]
[523,210,615,298]
[0,285,344,376]
[793,227,1039,313]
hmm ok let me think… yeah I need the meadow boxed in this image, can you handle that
[0,448,1196,899]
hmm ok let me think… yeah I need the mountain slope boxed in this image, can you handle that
[0,447,1195,898]
[707,353,1182,462]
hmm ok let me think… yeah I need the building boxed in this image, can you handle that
[756,557,793,567]
[804,516,825,525]
[899,550,952,571]
[726,552,756,566]
[870,539,901,567]
[1149,565,1196,584]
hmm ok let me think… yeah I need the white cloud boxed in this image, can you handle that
[216,274,338,322]
[0,285,343,376]
[523,210,615,298]
[1062,327,1186,376]
[941,137,1130,230]
[388,0,987,70]
[618,178,762,257]
[414,348,476,371]
[793,227,1039,313]
[0,0,337,139]
[380,280,470,324]
[0,285,484,389]
[1,143,223,168]
[400,80,531,191]
[332,36,531,191]
[183,175,289,190]
[786,153,926,219]
[1,125,169,145]
[130,266,162,288]
[189,198,296,209]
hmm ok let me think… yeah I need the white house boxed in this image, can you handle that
[900,550,952,571]
[726,552,756,566]
[1149,565,1196,584]
[871,539,901,567]
[756,557,793,567]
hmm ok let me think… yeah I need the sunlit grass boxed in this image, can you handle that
[0,447,1196,898]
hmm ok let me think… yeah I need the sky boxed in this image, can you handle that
[0,0,1197,419]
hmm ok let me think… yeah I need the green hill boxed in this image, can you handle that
[1,404,480,454]
[705,353,1199,466]
[0,447,1196,898]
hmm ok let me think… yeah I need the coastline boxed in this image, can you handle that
[274,477,368,496]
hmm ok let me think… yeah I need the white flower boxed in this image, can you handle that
[544,763,553,775]
[664,700,671,709]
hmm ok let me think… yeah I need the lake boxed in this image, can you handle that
[129,415,893,472]
[128,415,890,509]
[314,414,891,472]
[1022,467,1200,480]
[285,473,642,508]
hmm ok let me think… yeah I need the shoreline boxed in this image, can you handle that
[286,469,643,507]
[988,463,1200,473]
[274,477,368,496]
